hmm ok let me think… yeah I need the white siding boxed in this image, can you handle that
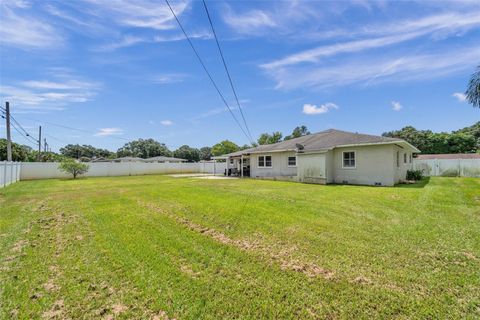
[332,144,397,186]
[393,145,413,183]
[250,152,297,178]
[297,153,327,184]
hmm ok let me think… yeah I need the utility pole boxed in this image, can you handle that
[5,102,12,161]
[38,126,42,161]
[44,139,47,152]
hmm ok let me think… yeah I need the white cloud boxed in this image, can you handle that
[391,101,402,111]
[152,74,188,84]
[160,120,173,126]
[96,31,211,51]
[223,7,276,34]
[0,72,100,112]
[94,128,123,136]
[82,0,189,30]
[302,103,338,115]
[264,45,480,90]
[0,1,63,49]
[262,11,480,70]
[452,92,467,102]
[21,80,97,90]
[262,32,424,70]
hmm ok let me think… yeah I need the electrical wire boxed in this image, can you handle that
[202,0,254,143]
[13,115,181,149]
[165,0,254,145]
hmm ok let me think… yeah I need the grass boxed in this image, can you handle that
[1,175,479,319]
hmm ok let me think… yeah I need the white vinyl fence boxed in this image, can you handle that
[413,159,480,177]
[1,161,21,188]
[20,162,227,180]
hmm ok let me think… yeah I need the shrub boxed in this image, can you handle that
[406,169,423,181]
[58,159,89,179]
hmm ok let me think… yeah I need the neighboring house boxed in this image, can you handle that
[220,129,420,186]
[144,156,187,163]
[112,157,145,163]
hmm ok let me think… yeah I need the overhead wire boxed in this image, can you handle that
[202,0,254,143]
[164,0,254,145]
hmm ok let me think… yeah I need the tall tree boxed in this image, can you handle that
[199,147,212,161]
[383,125,477,154]
[466,65,480,108]
[60,144,114,159]
[284,126,311,140]
[116,139,172,158]
[257,131,283,145]
[173,145,200,162]
[211,140,239,156]
[0,139,29,161]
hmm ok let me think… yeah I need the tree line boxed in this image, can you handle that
[1,122,479,162]
[382,122,479,154]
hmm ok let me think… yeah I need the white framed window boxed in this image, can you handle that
[342,151,356,168]
[396,151,400,167]
[287,156,296,167]
[229,158,234,164]
[409,154,412,163]
[404,153,407,164]
[258,155,272,168]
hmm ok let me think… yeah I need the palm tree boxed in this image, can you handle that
[466,65,480,108]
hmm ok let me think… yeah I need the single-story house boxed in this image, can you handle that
[112,157,145,163]
[220,129,420,186]
[143,156,187,163]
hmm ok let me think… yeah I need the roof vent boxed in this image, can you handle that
[296,143,304,151]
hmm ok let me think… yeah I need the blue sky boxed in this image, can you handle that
[1,0,479,152]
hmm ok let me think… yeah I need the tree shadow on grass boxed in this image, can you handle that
[396,177,430,189]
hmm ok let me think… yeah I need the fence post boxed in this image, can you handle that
[2,161,5,187]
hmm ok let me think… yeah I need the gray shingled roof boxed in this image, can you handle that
[223,129,415,157]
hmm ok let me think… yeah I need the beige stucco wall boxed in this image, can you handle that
[250,151,297,178]
[297,152,327,184]
[331,144,397,186]
[393,145,413,183]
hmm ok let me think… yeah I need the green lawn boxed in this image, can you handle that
[1,176,479,319]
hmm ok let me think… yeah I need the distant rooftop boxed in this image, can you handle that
[144,156,187,162]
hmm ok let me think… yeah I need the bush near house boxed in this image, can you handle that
[406,169,423,181]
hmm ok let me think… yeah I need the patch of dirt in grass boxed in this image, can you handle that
[11,239,29,253]
[152,310,176,320]
[42,299,65,319]
[352,276,373,285]
[111,303,128,315]
[179,262,200,278]
[139,200,335,280]
[461,252,477,261]
[43,278,60,292]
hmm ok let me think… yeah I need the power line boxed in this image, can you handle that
[202,0,254,143]
[13,115,182,149]
[9,122,38,148]
[164,0,254,145]
[2,107,39,142]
